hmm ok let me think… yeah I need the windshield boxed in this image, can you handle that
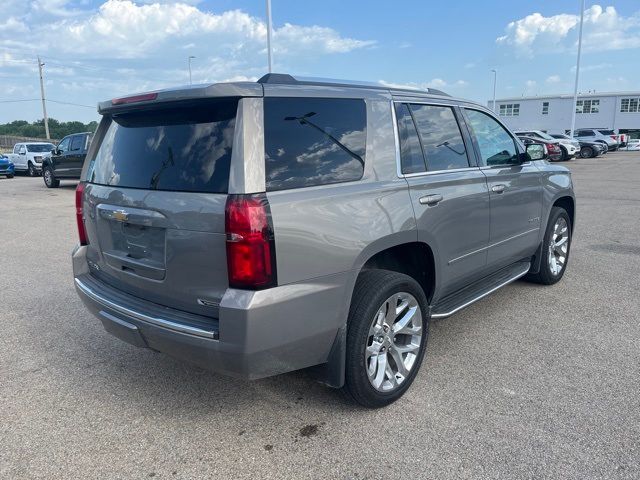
[535,131,556,141]
[27,144,55,153]
[598,129,615,135]
[551,134,569,140]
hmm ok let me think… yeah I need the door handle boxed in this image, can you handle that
[491,184,506,194]
[419,194,443,206]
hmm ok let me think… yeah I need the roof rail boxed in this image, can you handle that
[257,73,450,97]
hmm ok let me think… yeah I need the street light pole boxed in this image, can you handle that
[188,56,196,86]
[491,69,497,112]
[37,56,50,140]
[266,0,273,73]
[570,0,586,138]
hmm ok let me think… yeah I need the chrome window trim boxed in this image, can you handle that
[75,277,218,340]
[392,99,478,178]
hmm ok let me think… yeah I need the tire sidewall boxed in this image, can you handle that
[44,168,54,187]
[346,271,429,407]
[540,208,572,284]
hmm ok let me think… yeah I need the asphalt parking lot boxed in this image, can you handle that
[1,152,639,479]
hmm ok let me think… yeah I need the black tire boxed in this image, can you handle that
[343,269,429,408]
[559,146,568,161]
[526,207,572,285]
[27,162,37,177]
[43,167,60,188]
[7,174,14,179]
[580,146,594,158]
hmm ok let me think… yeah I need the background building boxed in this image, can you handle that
[490,92,640,139]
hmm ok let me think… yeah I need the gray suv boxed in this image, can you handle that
[73,74,575,407]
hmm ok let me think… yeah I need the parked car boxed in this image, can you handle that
[0,153,15,178]
[515,130,578,161]
[550,133,604,158]
[573,128,619,151]
[73,74,575,408]
[517,135,563,161]
[7,142,55,176]
[42,132,93,188]
[624,139,640,151]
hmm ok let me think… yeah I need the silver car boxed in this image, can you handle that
[73,74,575,407]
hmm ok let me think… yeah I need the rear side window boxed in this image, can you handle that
[89,98,237,193]
[264,97,366,191]
[395,103,426,174]
[409,104,470,171]
[70,135,84,151]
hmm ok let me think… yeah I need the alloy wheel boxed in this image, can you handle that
[548,217,569,276]
[365,292,423,392]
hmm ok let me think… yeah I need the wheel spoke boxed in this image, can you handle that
[384,295,399,323]
[389,348,409,377]
[555,236,568,248]
[372,353,387,389]
[392,306,417,334]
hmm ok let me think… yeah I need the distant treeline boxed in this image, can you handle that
[0,119,98,139]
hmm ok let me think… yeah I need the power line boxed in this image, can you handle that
[0,98,95,109]
[48,99,95,109]
[0,99,41,103]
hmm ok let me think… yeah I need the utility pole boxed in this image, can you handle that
[188,56,196,85]
[491,69,497,112]
[37,56,50,140]
[266,0,273,73]
[569,0,585,139]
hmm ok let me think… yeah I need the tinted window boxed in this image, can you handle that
[264,97,365,191]
[57,137,71,153]
[577,130,594,137]
[89,99,237,193]
[410,104,469,171]
[70,135,84,151]
[598,129,615,135]
[395,103,425,174]
[465,109,518,166]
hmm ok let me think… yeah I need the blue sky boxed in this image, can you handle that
[1,0,639,123]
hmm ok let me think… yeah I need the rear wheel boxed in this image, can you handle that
[43,167,60,188]
[527,207,571,285]
[580,146,594,158]
[344,269,429,408]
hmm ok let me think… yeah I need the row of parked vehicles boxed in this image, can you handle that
[513,128,628,161]
[2,132,92,185]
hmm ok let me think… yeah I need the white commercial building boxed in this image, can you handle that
[489,92,640,139]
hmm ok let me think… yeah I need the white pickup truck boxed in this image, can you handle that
[7,141,56,176]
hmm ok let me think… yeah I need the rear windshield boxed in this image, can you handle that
[27,144,54,152]
[88,99,237,193]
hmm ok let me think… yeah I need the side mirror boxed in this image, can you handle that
[525,143,546,161]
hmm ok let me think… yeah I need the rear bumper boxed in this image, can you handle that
[72,245,351,380]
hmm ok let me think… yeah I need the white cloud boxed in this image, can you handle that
[497,5,640,55]
[570,62,612,73]
[546,75,561,84]
[3,0,374,60]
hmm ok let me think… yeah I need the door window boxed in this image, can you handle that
[395,103,426,174]
[70,135,84,152]
[57,137,71,153]
[410,104,470,171]
[464,109,518,166]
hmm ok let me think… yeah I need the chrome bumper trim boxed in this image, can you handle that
[75,277,218,339]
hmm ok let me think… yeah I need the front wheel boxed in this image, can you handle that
[27,162,37,177]
[580,146,594,158]
[6,174,14,179]
[43,167,60,188]
[344,269,429,408]
[527,207,572,285]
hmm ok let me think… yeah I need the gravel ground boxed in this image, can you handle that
[1,152,639,479]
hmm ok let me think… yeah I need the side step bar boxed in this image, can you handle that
[430,261,531,319]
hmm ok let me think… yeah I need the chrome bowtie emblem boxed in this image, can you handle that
[113,210,129,222]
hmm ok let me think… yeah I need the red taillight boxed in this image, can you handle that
[111,92,158,105]
[75,182,89,246]
[548,143,560,153]
[610,135,617,141]
[225,194,276,289]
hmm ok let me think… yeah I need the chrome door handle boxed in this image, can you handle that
[491,184,506,194]
[419,194,443,206]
